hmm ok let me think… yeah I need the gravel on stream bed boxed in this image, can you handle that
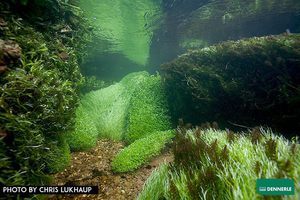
[48,139,173,200]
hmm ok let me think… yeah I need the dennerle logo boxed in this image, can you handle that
[256,179,295,196]
[259,187,292,192]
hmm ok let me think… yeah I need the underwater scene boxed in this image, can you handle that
[0,0,300,199]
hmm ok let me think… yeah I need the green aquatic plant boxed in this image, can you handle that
[0,66,75,185]
[0,137,26,186]
[66,71,174,169]
[80,75,107,94]
[0,32,80,134]
[44,135,71,174]
[0,115,52,185]
[64,106,98,151]
[125,75,172,143]
[65,72,148,147]
[137,163,170,200]
[66,71,171,149]
[138,128,300,200]
[150,0,300,71]
[119,71,149,92]
[84,84,130,141]
[161,34,300,135]
[65,71,173,172]
[112,130,175,173]
[0,0,91,187]
[93,72,150,140]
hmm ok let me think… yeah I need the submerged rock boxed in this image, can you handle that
[0,39,21,73]
[148,0,300,70]
[161,34,300,136]
[0,17,8,30]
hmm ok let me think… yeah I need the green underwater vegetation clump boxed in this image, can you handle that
[125,74,172,144]
[65,72,146,150]
[92,72,149,141]
[161,34,300,134]
[81,84,127,141]
[0,0,91,186]
[64,105,98,151]
[139,127,300,200]
[112,130,174,173]
[66,71,172,153]
[65,71,173,172]
[137,163,170,200]
[79,75,107,94]
[44,134,71,174]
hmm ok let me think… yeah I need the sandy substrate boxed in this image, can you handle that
[48,139,173,200]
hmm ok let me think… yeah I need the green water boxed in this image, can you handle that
[79,0,161,66]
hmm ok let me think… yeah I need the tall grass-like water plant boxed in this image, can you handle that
[138,128,300,200]
[137,164,170,200]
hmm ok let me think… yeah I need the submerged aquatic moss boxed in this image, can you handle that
[137,163,170,200]
[161,34,300,134]
[139,128,300,200]
[94,72,149,140]
[112,130,174,173]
